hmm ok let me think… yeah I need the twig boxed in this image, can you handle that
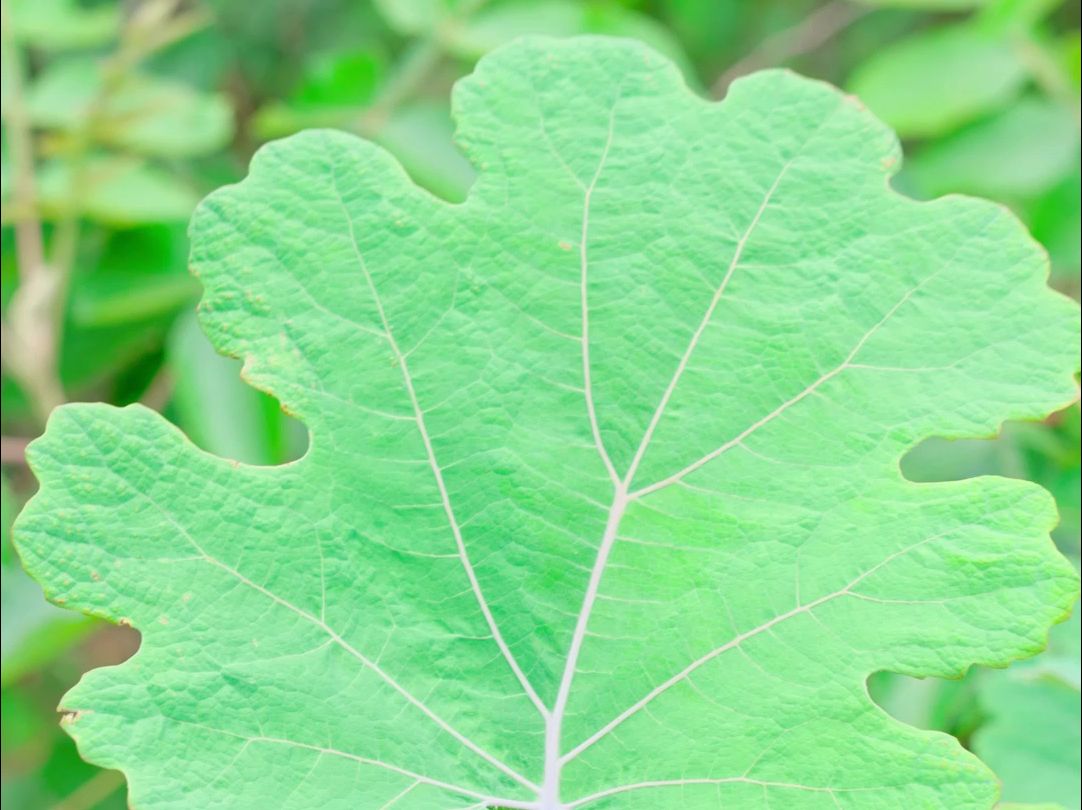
[139,367,176,412]
[0,2,45,280]
[50,768,125,810]
[0,0,211,427]
[712,1,871,97]
[0,435,31,465]
[0,0,66,423]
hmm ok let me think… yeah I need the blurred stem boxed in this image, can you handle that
[51,768,125,810]
[0,3,44,278]
[0,435,30,465]
[0,0,210,427]
[0,0,66,423]
[50,1,211,285]
[712,1,871,97]
[139,367,176,413]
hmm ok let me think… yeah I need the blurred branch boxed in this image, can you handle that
[139,367,176,413]
[51,768,125,810]
[712,1,871,97]
[0,0,211,427]
[48,0,212,280]
[1,435,31,465]
[0,2,45,280]
[120,0,212,67]
[0,0,66,423]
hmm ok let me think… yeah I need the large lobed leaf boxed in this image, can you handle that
[15,37,1082,809]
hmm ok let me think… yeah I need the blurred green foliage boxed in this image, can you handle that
[1,0,1078,808]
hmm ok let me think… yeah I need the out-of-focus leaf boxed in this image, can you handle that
[144,26,234,92]
[1028,162,1082,282]
[27,59,233,158]
[51,225,192,396]
[867,669,981,734]
[1062,32,1081,89]
[291,49,385,107]
[252,49,385,140]
[373,0,451,35]
[2,478,96,687]
[657,0,743,71]
[200,0,386,100]
[1,687,126,810]
[907,98,1080,199]
[852,0,986,7]
[37,156,200,225]
[377,101,476,202]
[848,23,1027,138]
[977,0,1064,34]
[0,572,96,687]
[250,104,351,140]
[974,607,1081,809]
[24,57,103,128]
[167,310,306,466]
[450,1,696,81]
[67,225,198,328]
[7,0,119,51]
[72,275,200,328]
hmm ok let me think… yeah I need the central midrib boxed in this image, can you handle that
[537,143,798,806]
[540,485,629,809]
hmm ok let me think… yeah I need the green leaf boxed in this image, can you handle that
[848,22,1028,138]
[907,98,1080,200]
[1028,162,1082,282]
[14,37,1082,809]
[27,58,234,158]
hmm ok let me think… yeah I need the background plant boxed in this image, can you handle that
[1,1,1078,808]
